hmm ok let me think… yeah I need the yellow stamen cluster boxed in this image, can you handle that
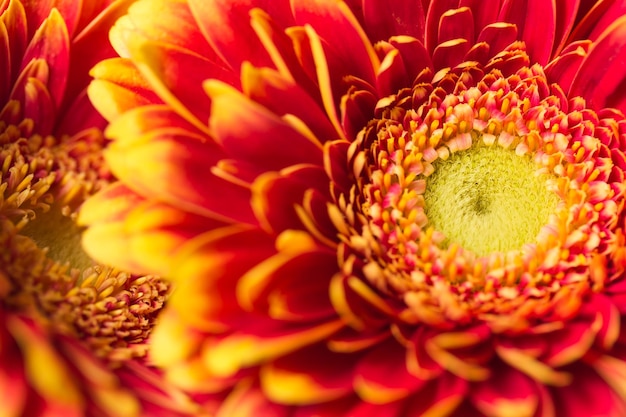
[341,59,626,331]
[1,119,170,360]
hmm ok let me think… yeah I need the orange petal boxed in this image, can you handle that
[167,226,275,329]
[205,81,324,170]
[291,0,379,84]
[19,8,69,108]
[104,115,256,224]
[187,0,290,72]
[260,344,357,405]
[202,320,344,377]
[88,57,161,122]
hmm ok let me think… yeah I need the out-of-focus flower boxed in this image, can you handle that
[82,0,626,415]
[1,0,200,415]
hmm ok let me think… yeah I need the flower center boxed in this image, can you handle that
[424,144,558,255]
[20,208,94,271]
[338,62,625,328]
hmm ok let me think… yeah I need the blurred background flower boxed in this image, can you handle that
[1,0,202,415]
[82,0,626,416]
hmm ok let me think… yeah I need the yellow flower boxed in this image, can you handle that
[82,0,626,415]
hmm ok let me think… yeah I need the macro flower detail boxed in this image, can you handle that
[1,0,199,415]
[82,0,626,416]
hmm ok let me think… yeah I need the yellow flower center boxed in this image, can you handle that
[337,60,625,330]
[424,143,558,255]
[21,208,94,271]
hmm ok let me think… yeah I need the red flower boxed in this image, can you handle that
[1,1,196,415]
[82,0,626,416]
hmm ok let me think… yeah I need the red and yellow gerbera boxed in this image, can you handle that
[82,0,626,415]
[1,0,201,415]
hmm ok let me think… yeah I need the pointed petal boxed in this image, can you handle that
[260,344,358,404]
[126,37,224,132]
[291,0,379,85]
[104,110,256,224]
[64,0,137,109]
[241,63,340,142]
[544,40,591,93]
[20,8,69,108]
[1,0,27,91]
[88,57,161,122]
[498,0,556,64]
[251,165,330,234]
[202,319,344,377]
[354,339,428,404]
[164,225,275,331]
[471,367,539,417]
[206,81,324,170]
[80,183,224,276]
[569,15,626,113]
[187,0,287,71]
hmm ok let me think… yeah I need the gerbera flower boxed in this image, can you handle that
[1,0,198,415]
[82,0,626,415]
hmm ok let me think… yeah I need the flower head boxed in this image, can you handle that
[83,0,626,415]
[1,0,197,415]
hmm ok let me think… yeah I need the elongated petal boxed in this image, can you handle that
[88,57,161,122]
[206,81,324,170]
[19,8,69,109]
[569,15,626,113]
[261,344,358,404]
[362,0,426,43]
[105,124,255,224]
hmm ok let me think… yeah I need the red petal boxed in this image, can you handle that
[460,0,501,39]
[470,366,540,417]
[552,364,626,417]
[362,0,426,43]
[544,40,591,93]
[241,64,340,142]
[251,164,331,234]
[23,77,55,135]
[377,49,410,97]
[20,0,81,36]
[236,244,336,320]
[498,0,556,64]
[167,226,276,328]
[260,344,358,404]
[64,0,137,113]
[552,0,582,55]
[389,36,433,85]
[187,0,286,72]
[127,37,234,131]
[476,22,518,59]
[424,0,461,53]
[88,57,162,122]
[438,7,474,45]
[569,15,626,113]
[355,339,428,404]
[202,319,344,377]
[216,383,291,417]
[19,8,69,109]
[402,372,467,416]
[1,0,27,93]
[105,107,256,224]
[432,38,470,69]
[206,81,324,170]
[291,0,379,85]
